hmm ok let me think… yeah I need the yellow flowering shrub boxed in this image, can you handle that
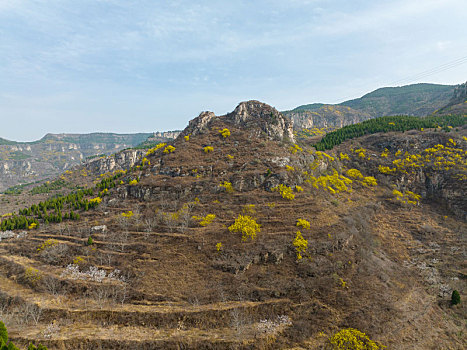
[362,176,377,187]
[307,170,353,194]
[89,197,102,204]
[392,189,421,205]
[216,242,223,251]
[219,181,234,193]
[296,219,311,229]
[295,185,304,192]
[242,204,256,215]
[219,128,231,138]
[73,256,85,265]
[326,328,386,350]
[378,165,396,174]
[184,134,190,141]
[163,145,176,154]
[290,144,303,154]
[24,267,42,285]
[347,169,363,179]
[192,214,216,227]
[227,154,234,160]
[146,143,166,156]
[129,179,138,185]
[121,211,134,218]
[286,165,295,171]
[28,222,37,230]
[340,152,350,161]
[271,184,295,200]
[380,148,389,158]
[293,231,308,259]
[37,239,59,252]
[204,146,214,153]
[228,215,261,242]
[354,148,366,159]
[142,157,150,166]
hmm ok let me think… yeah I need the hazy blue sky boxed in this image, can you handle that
[1,0,466,141]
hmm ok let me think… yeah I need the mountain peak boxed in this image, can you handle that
[184,100,295,143]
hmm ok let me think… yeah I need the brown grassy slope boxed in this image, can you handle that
[0,110,466,349]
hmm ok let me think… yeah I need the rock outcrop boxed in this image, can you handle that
[184,101,295,143]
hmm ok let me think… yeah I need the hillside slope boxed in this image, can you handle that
[0,102,465,349]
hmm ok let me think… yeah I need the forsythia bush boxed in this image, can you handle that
[121,211,134,218]
[142,157,150,166]
[326,328,386,350]
[219,128,231,138]
[242,204,256,215]
[228,214,261,241]
[184,134,190,141]
[163,145,176,154]
[293,231,308,259]
[286,165,295,171]
[219,181,234,193]
[37,239,59,252]
[192,214,216,227]
[271,184,295,200]
[129,179,138,185]
[307,170,353,194]
[392,189,421,205]
[296,219,311,229]
[362,176,377,187]
[340,152,350,161]
[24,267,42,285]
[295,185,304,192]
[216,242,223,251]
[290,144,303,154]
[89,197,102,205]
[204,146,214,153]
[347,169,363,179]
[146,143,166,156]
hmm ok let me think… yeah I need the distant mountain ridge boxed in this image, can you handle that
[0,131,178,192]
[284,83,457,129]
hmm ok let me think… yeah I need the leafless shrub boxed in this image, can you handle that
[42,275,62,296]
[143,217,156,239]
[230,308,249,335]
[90,285,110,309]
[43,321,61,339]
[40,243,69,264]
[14,303,42,325]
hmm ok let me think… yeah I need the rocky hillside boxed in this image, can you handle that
[285,83,456,130]
[434,81,467,116]
[0,132,178,193]
[285,105,372,130]
[0,101,465,349]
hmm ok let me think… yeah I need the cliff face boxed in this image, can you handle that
[285,105,372,130]
[86,148,146,175]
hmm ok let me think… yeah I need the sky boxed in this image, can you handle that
[0,0,466,141]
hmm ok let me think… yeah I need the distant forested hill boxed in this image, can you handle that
[284,83,456,129]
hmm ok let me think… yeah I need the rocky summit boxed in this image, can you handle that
[186,100,295,142]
